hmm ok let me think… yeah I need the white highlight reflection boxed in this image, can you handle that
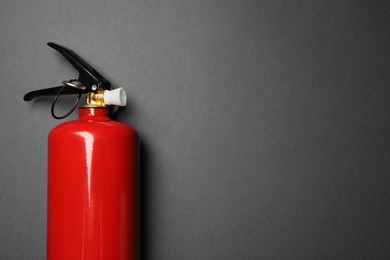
[76,131,94,207]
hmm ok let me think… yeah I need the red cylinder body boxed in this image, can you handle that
[47,107,138,260]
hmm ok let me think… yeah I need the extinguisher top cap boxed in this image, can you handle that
[104,87,127,106]
[23,42,128,119]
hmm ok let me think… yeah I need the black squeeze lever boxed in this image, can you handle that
[23,42,111,101]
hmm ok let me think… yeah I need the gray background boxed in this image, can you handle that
[1,0,390,259]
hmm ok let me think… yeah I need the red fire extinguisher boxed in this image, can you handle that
[24,42,138,260]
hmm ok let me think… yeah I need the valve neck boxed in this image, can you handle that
[83,88,107,108]
[79,107,110,121]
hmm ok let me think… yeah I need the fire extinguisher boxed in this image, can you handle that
[23,42,138,260]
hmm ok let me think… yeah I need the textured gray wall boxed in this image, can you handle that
[1,1,390,259]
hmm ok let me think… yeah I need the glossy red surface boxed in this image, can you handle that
[48,108,138,260]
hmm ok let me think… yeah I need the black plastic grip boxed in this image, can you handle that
[23,86,82,101]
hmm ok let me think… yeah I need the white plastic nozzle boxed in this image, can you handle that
[103,87,127,106]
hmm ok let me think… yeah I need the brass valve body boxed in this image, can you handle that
[84,88,107,107]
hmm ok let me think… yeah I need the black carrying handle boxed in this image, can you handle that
[23,86,82,101]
